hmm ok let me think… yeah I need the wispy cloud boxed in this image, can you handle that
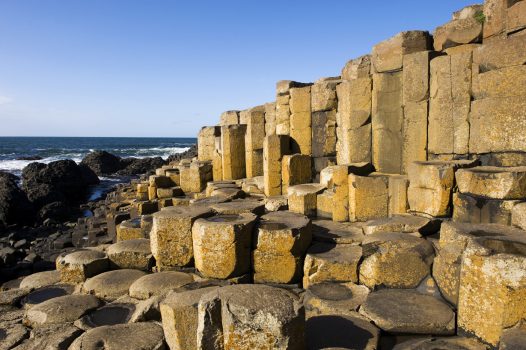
[0,95,13,105]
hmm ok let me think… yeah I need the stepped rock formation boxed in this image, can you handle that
[3,1,526,349]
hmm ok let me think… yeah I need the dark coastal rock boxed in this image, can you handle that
[80,151,122,176]
[167,144,197,163]
[0,172,35,231]
[116,157,165,176]
[21,160,99,221]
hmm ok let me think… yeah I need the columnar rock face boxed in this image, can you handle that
[192,213,257,279]
[197,285,305,350]
[388,175,409,216]
[252,211,311,284]
[311,78,339,166]
[198,126,220,162]
[433,5,484,51]
[180,162,213,193]
[287,183,326,217]
[243,106,266,178]
[263,134,290,196]
[290,85,312,155]
[458,235,526,346]
[265,102,277,136]
[220,110,239,126]
[281,154,312,194]
[336,75,372,165]
[407,160,478,217]
[56,250,109,283]
[151,206,213,269]
[221,124,247,180]
[318,165,350,222]
[348,173,390,222]
[275,81,310,136]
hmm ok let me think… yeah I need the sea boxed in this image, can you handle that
[0,136,196,201]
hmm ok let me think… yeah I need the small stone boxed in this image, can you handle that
[56,249,109,284]
[264,196,288,212]
[106,238,153,271]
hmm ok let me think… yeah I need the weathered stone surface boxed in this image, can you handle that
[275,86,291,136]
[192,213,257,279]
[156,187,183,199]
[360,289,455,335]
[341,55,371,81]
[281,154,311,194]
[512,201,526,230]
[290,86,312,155]
[311,78,339,112]
[198,126,220,162]
[319,165,349,222]
[83,269,146,300]
[483,0,508,39]
[359,232,434,289]
[129,271,193,300]
[473,35,526,72]
[402,100,428,174]
[499,327,526,350]
[287,183,326,217]
[470,96,526,154]
[210,199,264,215]
[160,286,220,350]
[372,71,403,173]
[69,322,165,350]
[107,238,152,270]
[197,284,305,350]
[452,192,519,225]
[265,102,277,136]
[435,222,526,303]
[179,162,212,193]
[455,166,526,199]
[362,214,438,236]
[303,282,369,317]
[264,195,288,212]
[372,31,431,73]
[117,218,144,241]
[23,294,102,327]
[389,175,409,216]
[507,0,526,34]
[253,211,311,284]
[56,250,109,284]
[220,110,239,126]
[311,219,364,245]
[336,78,372,164]
[221,124,247,180]
[473,65,526,100]
[151,206,213,269]
[0,323,28,350]
[458,235,526,346]
[149,175,175,188]
[264,134,290,196]
[312,110,337,158]
[303,243,362,288]
[392,336,487,350]
[428,51,472,156]
[408,160,478,217]
[19,270,60,291]
[348,173,389,222]
[433,5,483,51]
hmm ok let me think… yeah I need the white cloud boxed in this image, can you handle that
[0,95,13,105]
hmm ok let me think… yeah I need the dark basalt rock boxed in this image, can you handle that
[167,144,197,163]
[80,151,122,176]
[116,157,165,176]
[0,172,35,231]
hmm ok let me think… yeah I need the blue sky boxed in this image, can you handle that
[0,0,475,137]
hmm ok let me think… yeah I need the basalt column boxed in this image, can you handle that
[221,124,247,180]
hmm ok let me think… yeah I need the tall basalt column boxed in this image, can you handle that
[263,134,290,196]
[290,85,312,155]
[197,126,220,162]
[242,106,265,178]
[221,124,247,180]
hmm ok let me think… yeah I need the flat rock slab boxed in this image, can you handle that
[456,166,526,199]
[499,327,526,350]
[69,322,165,350]
[23,294,102,327]
[83,269,147,300]
[362,215,440,236]
[129,271,194,300]
[19,270,61,291]
[14,324,82,350]
[360,289,455,335]
[0,288,30,306]
[75,303,137,330]
[56,249,109,283]
[304,282,369,317]
[306,314,380,350]
[210,199,265,215]
[107,238,153,270]
[21,284,76,308]
[311,220,364,245]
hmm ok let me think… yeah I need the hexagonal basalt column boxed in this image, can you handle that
[56,250,109,284]
[192,213,257,279]
[151,206,213,270]
[252,211,311,284]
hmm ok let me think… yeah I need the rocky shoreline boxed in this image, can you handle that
[0,145,197,285]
